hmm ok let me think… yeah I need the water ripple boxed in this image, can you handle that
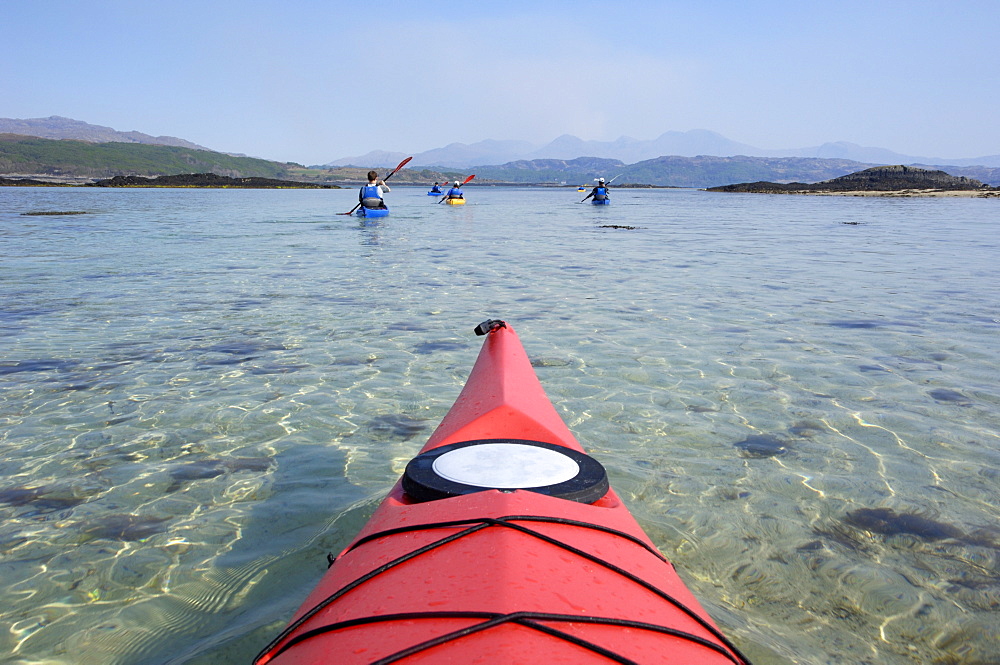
[1,187,998,664]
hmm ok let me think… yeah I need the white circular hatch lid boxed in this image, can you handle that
[431,442,580,488]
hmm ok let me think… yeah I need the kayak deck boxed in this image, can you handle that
[256,321,749,664]
[356,206,389,217]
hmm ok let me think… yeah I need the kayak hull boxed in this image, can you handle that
[256,322,748,665]
[591,198,610,205]
[356,206,389,218]
[427,191,443,196]
[445,198,465,205]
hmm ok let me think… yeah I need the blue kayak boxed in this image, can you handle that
[592,198,610,205]
[356,206,390,218]
[427,191,444,196]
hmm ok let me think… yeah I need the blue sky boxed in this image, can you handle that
[3,0,998,165]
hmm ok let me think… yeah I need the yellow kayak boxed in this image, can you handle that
[445,198,466,205]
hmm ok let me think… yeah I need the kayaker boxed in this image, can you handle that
[582,177,609,203]
[430,182,443,194]
[446,181,464,201]
[359,170,390,209]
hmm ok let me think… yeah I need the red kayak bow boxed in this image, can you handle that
[256,319,750,664]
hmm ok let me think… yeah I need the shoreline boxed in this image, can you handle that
[2,173,996,196]
[798,189,998,198]
[0,174,682,189]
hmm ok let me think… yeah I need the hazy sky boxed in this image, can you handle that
[3,0,998,165]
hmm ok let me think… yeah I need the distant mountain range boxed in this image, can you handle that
[3,116,999,186]
[326,129,1000,170]
[0,116,212,151]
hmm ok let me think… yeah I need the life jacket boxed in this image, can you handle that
[447,187,463,199]
[360,184,383,208]
[593,186,608,200]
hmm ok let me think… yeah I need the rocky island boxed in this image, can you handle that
[706,165,998,197]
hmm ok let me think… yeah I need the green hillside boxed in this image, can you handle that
[0,134,291,179]
[620,155,877,188]
[469,155,879,187]
[6,132,997,187]
[469,155,1000,188]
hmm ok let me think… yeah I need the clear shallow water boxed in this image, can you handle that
[1,186,998,664]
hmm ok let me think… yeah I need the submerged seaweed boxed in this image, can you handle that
[76,514,171,542]
[530,356,576,368]
[0,358,80,375]
[788,421,827,438]
[734,434,788,458]
[412,340,465,354]
[363,414,428,441]
[843,507,1000,550]
[827,320,882,329]
[928,388,973,406]
[845,507,964,541]
[166,457,273,492]
[0,484,96,512]
[21,210,89,216]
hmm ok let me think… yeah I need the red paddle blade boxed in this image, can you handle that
[462,174,475,185]
[384,156,413,180]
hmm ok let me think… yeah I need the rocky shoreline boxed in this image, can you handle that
[0,173,343,188]
[85,173,341,188]
[0,176,75,186]
[797,189,998,198]
[5,166,998,195]
[1,172,673,189]
[706,165,997,197]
